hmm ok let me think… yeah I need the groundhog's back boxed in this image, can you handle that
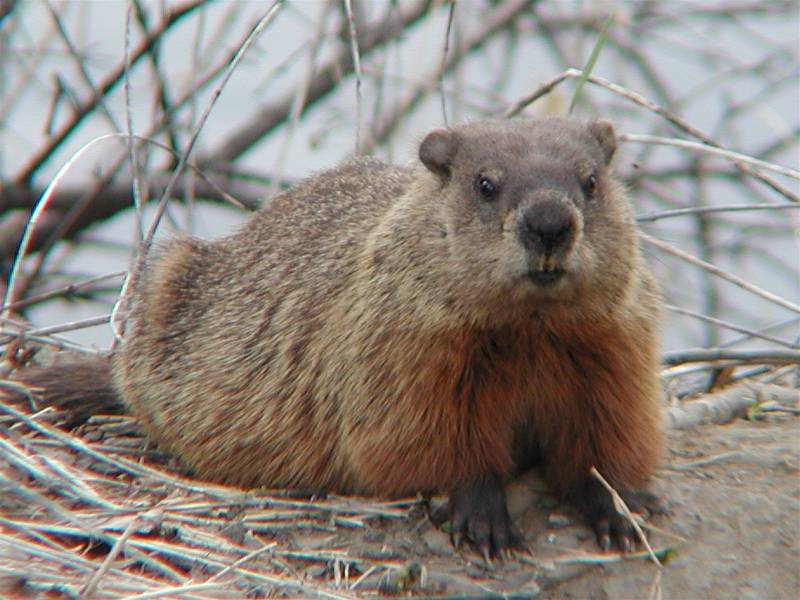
[114,158,415,490]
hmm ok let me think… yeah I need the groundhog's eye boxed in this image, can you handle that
[582,173,598,198]
[476,176,498,199]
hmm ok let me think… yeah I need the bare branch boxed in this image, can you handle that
[14,0,210,185]
[641,233,800,315]
[203,0,434,164]
[343,0,363,153]
[621,133,800,182]
[662,348,800,366]
[665,380,799,429]
[365,0,535,153]
[637,203,800,223]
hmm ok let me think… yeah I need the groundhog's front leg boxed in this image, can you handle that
[569,476,663,552]
[448,473,522,558]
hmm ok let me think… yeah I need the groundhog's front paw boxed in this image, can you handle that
[574,478,664,552]
[447,474,523,559]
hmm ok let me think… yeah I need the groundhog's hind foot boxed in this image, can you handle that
[447,474,524,559]
[573,478,663,552]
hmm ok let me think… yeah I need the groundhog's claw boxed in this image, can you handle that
[574,479,662,552]
[447,474,523,558]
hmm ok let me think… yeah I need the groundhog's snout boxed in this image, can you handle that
[518,193,578,285]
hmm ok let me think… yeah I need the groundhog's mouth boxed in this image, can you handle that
[526,268,566,286]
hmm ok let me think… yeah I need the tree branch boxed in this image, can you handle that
[202,0,434,164]
[14,0,209,186]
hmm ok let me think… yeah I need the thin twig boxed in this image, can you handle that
[667,451,743,471]
[666,304,799,349]
[641,233,800,315]
[14,0,210,185]
[365,0,532,153]
[343,0,363,154]
[204,0,433,163]
[19,314,111,337]
[663,348,800,366]
[637,203,800,222]
[45,0,122,132]
[80,512,156,597]
[269,0,331,199]
[0,271,124,313]
[112,1,285,341]
[205,542,278,583]
[3,133,131,315]
[589,467,661,567]
[439,0,457,126]
[131,0,182,169]
[621,133,800,181]
[124,0,145,243]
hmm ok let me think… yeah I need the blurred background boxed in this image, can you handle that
[0,0,798,373]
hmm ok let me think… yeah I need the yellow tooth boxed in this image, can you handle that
[543,256,557,272]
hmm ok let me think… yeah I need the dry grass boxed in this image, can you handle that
[0,392,423,598]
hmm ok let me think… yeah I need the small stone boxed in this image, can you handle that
[538,494,560,510]
[547,513,571,527]
[421,527,452,556]
[308,565,329,578]
[362,530,385,543]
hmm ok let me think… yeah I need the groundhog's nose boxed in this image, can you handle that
[518,197,574,255]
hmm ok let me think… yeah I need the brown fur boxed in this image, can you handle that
[10,117,664,551]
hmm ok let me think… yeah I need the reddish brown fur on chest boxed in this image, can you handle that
[342,327,525,494]
[527,317,663,495]
[344,316,661,498]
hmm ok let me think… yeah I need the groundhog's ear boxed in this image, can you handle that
[419,128,459,178]
[588,119,617,164]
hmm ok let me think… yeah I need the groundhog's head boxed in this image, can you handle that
[419,117,639,315]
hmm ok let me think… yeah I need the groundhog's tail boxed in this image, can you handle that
[6,355,125,427]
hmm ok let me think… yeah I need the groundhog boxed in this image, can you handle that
[10,117,664,557]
